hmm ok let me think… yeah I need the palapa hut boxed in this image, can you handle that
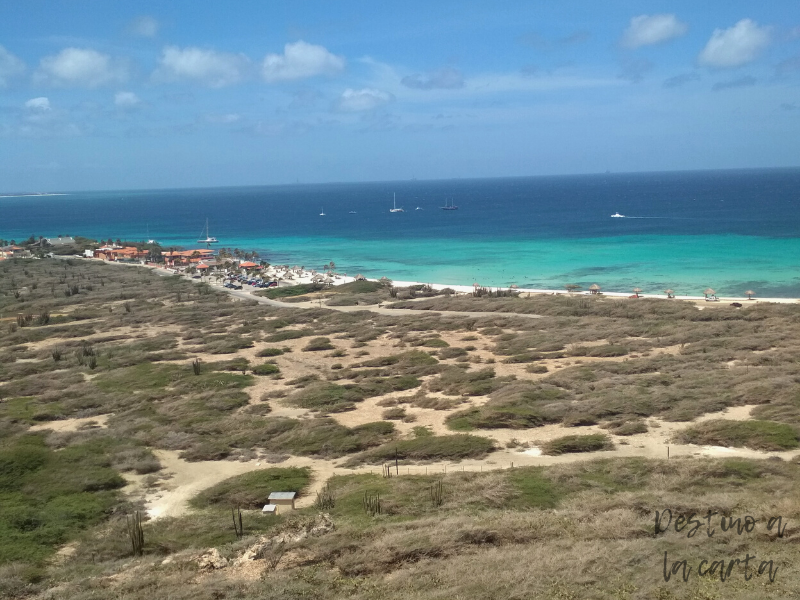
[664,289,674,299]
[589,283,601,295]
[703,288,715,299]
[632,287,642,298]
[745,290,755,300]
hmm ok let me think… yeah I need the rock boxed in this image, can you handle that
[196,548,228,570]
[232,513,334,566]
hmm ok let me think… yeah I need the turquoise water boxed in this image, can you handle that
[2,170,799,296]
[231,233,800,297]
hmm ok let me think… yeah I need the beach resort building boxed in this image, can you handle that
[0,245,27,259]
[93,246,150,262]
[161,249,215,267]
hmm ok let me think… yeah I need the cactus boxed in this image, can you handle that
[192,358,202,375]
[51,347,62,362]
[430,480,444,507]
[382,464,392,478]
[363,491,381,516]
[127,511,145,556]
[315,483,335,510]
[36,311,50,325]
[232,506,244,539]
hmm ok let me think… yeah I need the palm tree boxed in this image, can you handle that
[632,287,642,298]
[745,290,755,300]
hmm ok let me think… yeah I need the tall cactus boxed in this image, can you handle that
[127,511,145,556]
[363,491,381,516]
[232,506,244,539]
[430,480,444,507]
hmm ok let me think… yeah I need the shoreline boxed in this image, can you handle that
[93,258,799,305]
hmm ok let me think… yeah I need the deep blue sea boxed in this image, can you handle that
[2,169,800,296]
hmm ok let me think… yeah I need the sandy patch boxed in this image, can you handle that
[29,413,110,432]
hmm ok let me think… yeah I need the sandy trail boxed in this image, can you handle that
[143,403,799,520]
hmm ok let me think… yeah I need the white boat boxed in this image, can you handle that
[611,212,625,218]
[349,211,357,214]
[389,192,404,213]
[415,206,423,211]
[320,208,325,216]
[197,218,219,244]
[441,198,458,210]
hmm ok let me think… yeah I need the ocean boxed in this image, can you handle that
[2,168,800,296]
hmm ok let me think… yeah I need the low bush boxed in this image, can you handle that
[252,363,280,376]
[676,419,799,451]
[303,337,335,352]
[344,434,495,466]
[257,347,284,357]
[541,434,613,455]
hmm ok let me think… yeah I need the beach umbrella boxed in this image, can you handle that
[510,284,518,289]
[664,289,674,298]
[632,287,642,298]
[745,290,755,300]
[703,288,715,298]
[589,283,600,294]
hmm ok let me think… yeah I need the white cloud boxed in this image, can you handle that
[0,45,25,87]
[154,46,249,87]
[36,48,128,87]
[698,19,771,68]
[621,14,688,48]
[128,16,159,37]
[336,88,392,111]
[262,41,344,82]
[25,97,51,111]
[402,67,464,90]
[114,91,141,108]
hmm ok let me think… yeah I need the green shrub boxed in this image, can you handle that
[303,337,335,352]
[676,420,799,451]
[542,434,613,455]
[252,363,280,376]
[257,347,284,357]
[344,434,495,466]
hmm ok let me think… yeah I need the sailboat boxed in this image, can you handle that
[389,192,404,213]
[320,208,326,216]
[197,218,219,245]
[440,198,458,210]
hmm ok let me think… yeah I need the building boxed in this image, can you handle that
[161,249,215,267]
[261,504,277,515]
[267,491,296,512]
[0,245,26,259]
[93,246,149,262]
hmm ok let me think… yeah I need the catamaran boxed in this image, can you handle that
[198,218,219,245]
[441,198,458,210]
[389,192,404,213]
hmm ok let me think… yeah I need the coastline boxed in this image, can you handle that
[97,258,799,305]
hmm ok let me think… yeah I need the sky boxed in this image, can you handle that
[1,1,800,191]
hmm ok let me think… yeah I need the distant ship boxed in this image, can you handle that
[415,206,423,211]
[198,218,218,245]
[611,212,625,218]
[441,198,458,210]
[389,192,404,213]
[349,211,357,214]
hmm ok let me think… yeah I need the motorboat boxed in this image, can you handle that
[611,212,625,218]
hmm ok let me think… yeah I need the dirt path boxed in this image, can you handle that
[142,403,800,520]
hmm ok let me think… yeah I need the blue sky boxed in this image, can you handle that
[2,1,799,191]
